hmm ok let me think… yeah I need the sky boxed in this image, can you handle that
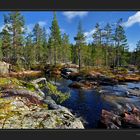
[0,11,140,51]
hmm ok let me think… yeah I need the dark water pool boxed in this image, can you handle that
[47,77,113,128]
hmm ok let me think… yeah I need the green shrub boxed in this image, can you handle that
[46,82,70,103]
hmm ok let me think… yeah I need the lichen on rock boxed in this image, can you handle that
[0,77,84,129]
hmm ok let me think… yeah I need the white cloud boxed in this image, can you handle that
[128,42,136,52]
[0,25,4,32]
[26,21,47,33]
[123,12,140,28]
[0,24,12,32]
[63,12,88,20]
[84,28,95,43]
[46,29,50,34]
[38,21,47,27]
[26,24,34,33]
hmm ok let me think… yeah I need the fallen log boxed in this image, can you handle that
[31,78,47,98]
[9,70,42,77]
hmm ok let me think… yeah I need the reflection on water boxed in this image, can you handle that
[62,89,113,128]
[46,76,112,128]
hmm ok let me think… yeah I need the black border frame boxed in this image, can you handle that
[0,0,140,10]
[1,129,140,140]
[0,0,140,140]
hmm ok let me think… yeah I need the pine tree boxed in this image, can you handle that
[103,23,112,66]
[50,12,62,66]
[93,23,102,45]
[42,27,48,63]
[1,26,11,63]
[71,44,77,64]
[24,33,35,69]
[136,40,140,67]
[47,36,53,65]
[3,12,25,66]
[0,37,3,61]
[61,33,71,63]
[92,23,104,66]
[33,23,44,63]
[74,21,86,71]
[113,18,128,67]
[42,27,47,48]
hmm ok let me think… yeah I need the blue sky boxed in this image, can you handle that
[0,11,140,51]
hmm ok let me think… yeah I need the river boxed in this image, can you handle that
[45,76,140,129]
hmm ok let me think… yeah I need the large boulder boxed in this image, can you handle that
[0,89,84,129]
[0,61,10,75]
[100,109,121,129]
[100,108,140,129]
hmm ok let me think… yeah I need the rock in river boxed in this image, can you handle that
[69,81,97,90]
[100,107,140,129]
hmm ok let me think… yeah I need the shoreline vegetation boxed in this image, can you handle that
[0,11,140,129]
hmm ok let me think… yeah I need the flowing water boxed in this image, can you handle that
[45,76,140,128]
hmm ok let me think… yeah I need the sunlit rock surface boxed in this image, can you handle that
[0,94,84,129]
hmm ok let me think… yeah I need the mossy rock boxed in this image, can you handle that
[0,77,23,89]
[0,77,36,92]
[21,81,36,92]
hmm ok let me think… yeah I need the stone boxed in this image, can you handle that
[0,91,84,129]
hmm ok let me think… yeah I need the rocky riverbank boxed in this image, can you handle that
[98,83,140,129]
[100,107,140,129]
[43,64,140,90]
[0,77,84,129]
[0,62,140,129]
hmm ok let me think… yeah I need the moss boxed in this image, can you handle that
[55,117,62,126]
[38,83,45,89]
[0,98,17,121]
[21,81,36,92]
[0,77,37,92]
[38,121,45,128]
[0,77,23,89]
[41,104,48,109]
[114,67,129,75]
[12,65,23,72]
[80,66,114,77]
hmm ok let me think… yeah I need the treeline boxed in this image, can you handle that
[0,12,139,70]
